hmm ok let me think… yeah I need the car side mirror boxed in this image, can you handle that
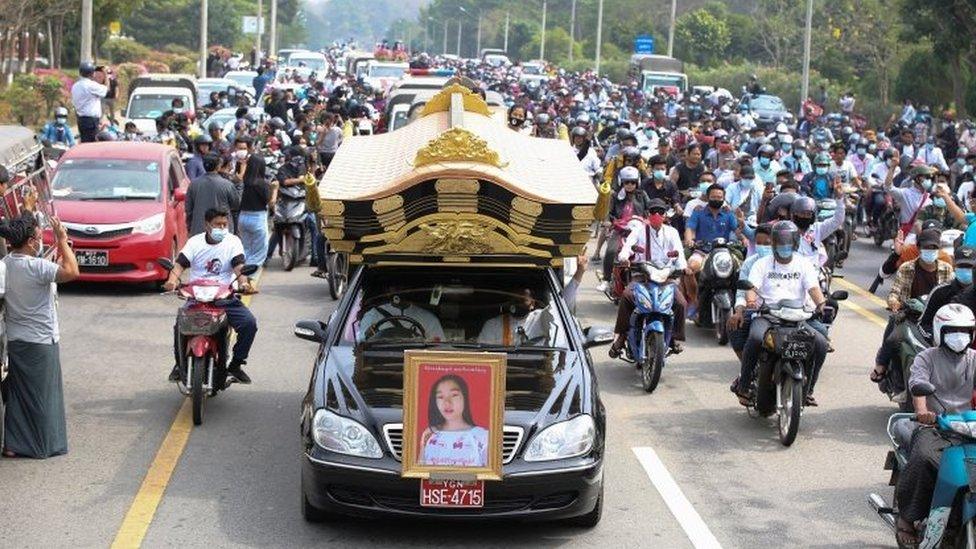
[295,319,327,344]
[173,187,187,202]
[157,257,174,271]
[830,290,849,301]
[910,382,935,398]
[582,326,614,349]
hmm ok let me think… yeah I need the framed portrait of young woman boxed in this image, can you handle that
[401,350,506,481]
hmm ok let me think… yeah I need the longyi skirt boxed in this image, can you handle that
[2,340,67,459]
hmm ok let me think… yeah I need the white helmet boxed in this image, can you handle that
[619,166,640,183]
[54,106,68,118]
[933,303,975,348]
[781,134,794,145]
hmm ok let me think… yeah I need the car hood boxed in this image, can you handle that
[54,199,163,224]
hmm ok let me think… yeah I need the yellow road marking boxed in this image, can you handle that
[843,297,889,327]
[832,276,887,308]
[111,270,263,549]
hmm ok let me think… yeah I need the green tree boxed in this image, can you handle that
[674,8,729,67]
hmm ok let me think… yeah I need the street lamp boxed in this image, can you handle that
[457,6,467,58]
[594,0,604,75]
[539,0,547,61]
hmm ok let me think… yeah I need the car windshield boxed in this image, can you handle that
[291,57,326,70]
[128,93,191,119]
[226,73,256,88]
[339,267,572,350]
[751,95,786,111]
[522,65,542,75]
[369,65,406,78]
[52,159,161,200]
[642,74,686,94]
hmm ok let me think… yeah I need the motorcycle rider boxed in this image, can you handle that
[781,138,812,178]
[915,135,949,172]
[40,107,75,147]
[602,145,650,189]
[608,198,688,357]
[572,127,601,180]
[266,146,307,263]
[734,221,829,406]
[849,137,875,179]
[752,144,782,184]
[684,184,741,318]
[670,143,705,194]
[725,164,764,218]
[888,165,938,235]
[643,154,681,214]
[800,153,835,200]
[890,303,976,548]
[598,166,652,291]
[728,223,773,360]
[163,208,258,384]
[915,246,976,336]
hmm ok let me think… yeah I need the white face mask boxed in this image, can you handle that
[944,332,972,353]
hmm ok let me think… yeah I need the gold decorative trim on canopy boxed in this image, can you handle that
[419,83,492,117]
[413,127,506,168]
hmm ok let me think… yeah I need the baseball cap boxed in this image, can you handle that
[918,228,942,248]
[956,246,976,268]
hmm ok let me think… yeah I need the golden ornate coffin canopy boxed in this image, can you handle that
[319,84,605,266]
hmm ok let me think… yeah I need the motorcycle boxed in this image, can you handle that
[880,297,929,412]
[816,198,848,269]
[869,381,976,548]
[873,186,899,247]
[601,218,636,304]
[691,238,741,345]
[622,261,679,393]
[272,182,308,271]
[158,258,258,426]
[737,283,848,446]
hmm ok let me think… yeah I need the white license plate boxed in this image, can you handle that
[419,479,485,508]
[75,250,109,266]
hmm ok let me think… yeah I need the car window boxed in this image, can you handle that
[337,267,572,350]
[52,159,162,200]
[128,93,191,119]
[751,96,785,111]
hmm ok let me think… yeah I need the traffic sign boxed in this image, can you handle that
[109,21,121,36]
[634,34,655,54]
[242,16,265,34]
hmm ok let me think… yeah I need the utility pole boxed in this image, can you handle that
[667,0,677,57]
[199,0,208,78]
[269,0,277,59]
[503,12,510,53]
[443,20,448,55]
[255,0,263,67]
[476,12,482,58]
[456,20,462,57]
[80,0,93,63]
[800,0,814,112]
[568,0,577,62]
[595,0,604,75]
[423,17,429,53]
[539,0,547,61]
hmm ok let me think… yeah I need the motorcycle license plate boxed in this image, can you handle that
[783,340,812,360]
[75,249,109,267]
[419,479,485,508]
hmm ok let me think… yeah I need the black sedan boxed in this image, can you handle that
[295,265,611,526]
[747,93,795,130]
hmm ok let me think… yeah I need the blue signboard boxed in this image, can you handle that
[634,34,655,54]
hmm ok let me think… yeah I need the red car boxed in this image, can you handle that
[52,142,189,283]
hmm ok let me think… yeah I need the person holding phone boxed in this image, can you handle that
[70,62,108,143]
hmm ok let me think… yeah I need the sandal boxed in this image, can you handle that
[804,394,819,407]
[2,449,17,458]
[310,270,328,279]
[896,518,919,549]
[870,365,887,383]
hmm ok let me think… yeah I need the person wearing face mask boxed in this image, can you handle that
[507,105,529,133]
[608,199,688,357]
[571,126,601,180]
[0,214,78,458]
[725,164,764,217]
[642,155,681,214]
[848,137,875,179]
[799,152,834,200]
[40,106,75,147]
[185,134,213,181]
[889,303,976,549]
[951,146,971,188]
[913,247,976,341]
[185,153,241,237]
[915,136,950,172]
[888,165,938,235]
[163,208,257,385]
[734,221,829,406]
[752,144,782,184]
[727,223,773,360]
[685,184,741,316]
[598,166,652,290]
[790,180,846,267]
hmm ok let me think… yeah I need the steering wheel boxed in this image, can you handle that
[364,315,427,340]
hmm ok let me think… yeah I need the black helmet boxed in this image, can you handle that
[770,220,800,251]
[571,126,587,139]
[79,62,96,77]
[768,192,798,221]
[617,128,635,143]
[193,134,213,146]
[269,117,286,131]
[622,146,641,163]
[791,196,817,218]
[535,113,551,125]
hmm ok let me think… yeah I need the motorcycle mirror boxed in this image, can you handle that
[582,326,615,349]
[830,290,849,301]
[241,264,259,276]
[910,382,936,398]
[294,319,327,344]
[157,257,174,271]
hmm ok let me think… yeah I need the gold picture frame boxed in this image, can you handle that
[401,350,507,481]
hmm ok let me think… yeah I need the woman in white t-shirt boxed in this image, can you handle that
[419,375,489,468]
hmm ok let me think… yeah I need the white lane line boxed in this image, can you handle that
[632,447,723,549]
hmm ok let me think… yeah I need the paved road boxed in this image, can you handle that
[0,237,899,548]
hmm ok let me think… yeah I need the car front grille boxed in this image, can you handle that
[67,227,134,240]
[79,263,137,273]
[326,485,579,515]
[382,423,524,464]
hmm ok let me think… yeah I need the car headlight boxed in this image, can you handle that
[712,250,734,279]
[948,421,976,439]
[312,409,383,459]
[133,212,166,235]
[524,414,595,462]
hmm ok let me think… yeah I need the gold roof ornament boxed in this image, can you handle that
[413,127,506,168]
[419,83,492,117]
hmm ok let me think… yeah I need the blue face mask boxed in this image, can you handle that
[920,179,933,191]
[857,148,867,156]
[815,166,828,175]
[755,244,773,257]
[933,197,947,209]
[209,227,228,243]
[782,144,792,153]
[759,157,771,168]
[653,169,666,180]
[774,245,794,259]
[920,249,939,263]
[793,149,804,158]
[957,268,974,285]
[926,143,935,151]
[698,183,710,194]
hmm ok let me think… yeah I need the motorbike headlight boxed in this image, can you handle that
[948,421,976,439]
[191,285,220,302]
[312,409,383,459]
[133,212,166,235]
[524,414,595,462]
[712,251,734,279]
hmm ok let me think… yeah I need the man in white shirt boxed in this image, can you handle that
[609,199,688,356]
[725,164,764,217]
[915,137,950,172]
[70,62,108,143]
[358,290,446,343]
[163,208,258,384]
[734,220,828,406]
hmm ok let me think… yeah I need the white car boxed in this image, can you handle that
[223,70,258,98]
[125,86,195,136]
[288,52,329,79]
[364,61,408,93]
